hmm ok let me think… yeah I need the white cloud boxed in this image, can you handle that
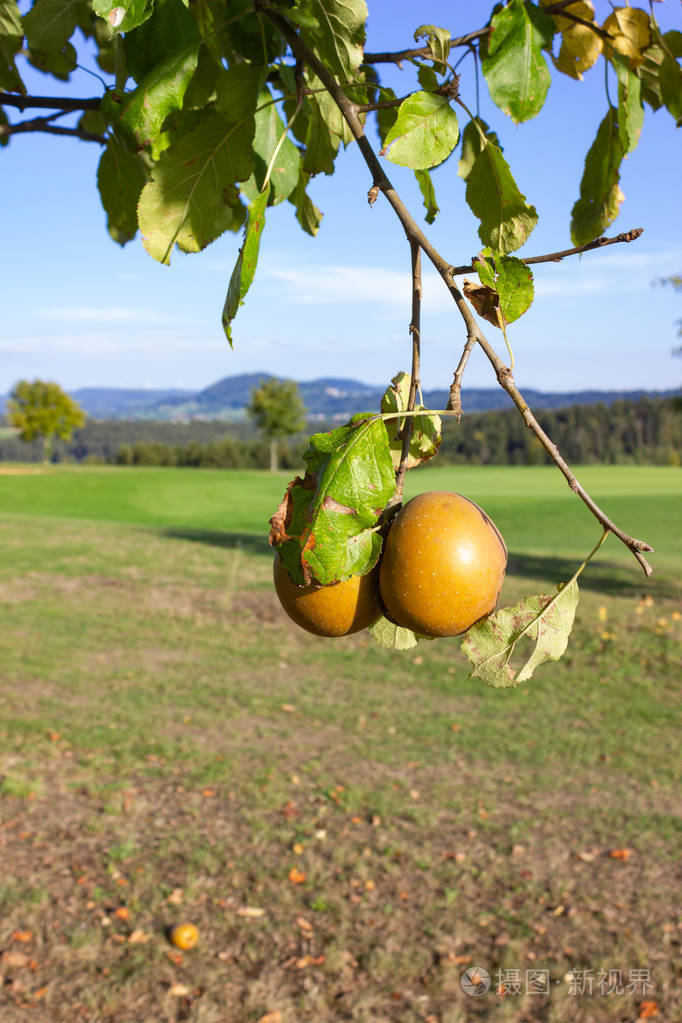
[33,306,177,324]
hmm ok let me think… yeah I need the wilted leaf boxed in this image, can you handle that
[462,280,501,328]
[461,580,580,687]
[222,185,269,345]
[236,906,266,917]
[466,140,538,253]
[369,616,419,650]
[128,928,150,943]
[139,110,252,264]
[638,1001,660,1019]
[380,91,459,170]
[481,0,555,122]
[546,0,603,80]
[603,7,651,68]
[169,983,190,996]
[570,107,625,245]
[414,169,439,224]
[380,371,441,469]
[270,415,395,586]
[609,847,633,860]
[414,23,450,68]
[473,250,534,324]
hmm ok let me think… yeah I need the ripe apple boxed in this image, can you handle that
[379,490,507,636]
[273,555,381,637]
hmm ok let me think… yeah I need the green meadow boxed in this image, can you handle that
[0,463,680,1023]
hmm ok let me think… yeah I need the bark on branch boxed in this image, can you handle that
[450,229,645,276]
[0,92,102,112]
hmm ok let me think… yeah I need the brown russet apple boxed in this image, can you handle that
[379,490,507,637]
[273,555,381,637]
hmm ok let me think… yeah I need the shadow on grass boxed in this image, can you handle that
[508,550,677,598]
[161,528,271,557]
[159,530,677,599]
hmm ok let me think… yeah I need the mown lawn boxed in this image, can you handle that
[0,464,680,1023]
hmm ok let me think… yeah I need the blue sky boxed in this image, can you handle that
[2,1,681,395]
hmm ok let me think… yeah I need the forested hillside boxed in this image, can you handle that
[1,397,679,468]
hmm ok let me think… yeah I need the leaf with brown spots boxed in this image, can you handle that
[270,413,395,585]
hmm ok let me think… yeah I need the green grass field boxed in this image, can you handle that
[0,464,680,1023]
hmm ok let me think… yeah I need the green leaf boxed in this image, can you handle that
[657,29,682,125]
[414,23,450,68]
[0,0,24,92]
[297,0,368,79]
[466,139,538,254]
[269,414,396,586]
[457,117,501,180]
[369,616,419,650]
[380,91,459,170]
[23,0,79,52]
[461,580,579,687]
[27,41,76,78]
[614,57,643,154]
[105,47,199,149]
[123,0,198,81]
[480,0,554,123]
[473,250,534,324]
[91,0,153,35]
[241,87,301,205]
[138,109,253,264]
[222,185,270,346]
[97,136,147,245]
[570,107,625,246]
[380,372,441,470]
[214,63,268,121]
[288,169,323,236]
[414,169,439,224]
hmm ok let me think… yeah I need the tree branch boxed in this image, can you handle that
[449,229,645,275]
[259,2,654,576]
[0,117,106,144]
[394,241,422,502]
[0,92,102,112]
[361,3,594,65]
[447,333,477,422]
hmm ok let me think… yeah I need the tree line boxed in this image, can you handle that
[1,396,679,468]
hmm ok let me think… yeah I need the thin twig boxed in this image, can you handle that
[0,117,106,143]
[363,28,487,65]
[361,2,593,65]
[448,334,477,422]
[245,4,655,576]
[450,229,645,276]
[0,92,101,111]
[394,241,422,502]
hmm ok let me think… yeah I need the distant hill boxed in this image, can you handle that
[1,375,678,421]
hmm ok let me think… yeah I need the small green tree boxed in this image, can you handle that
[247,379,306,472]
[7,380,85,463]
